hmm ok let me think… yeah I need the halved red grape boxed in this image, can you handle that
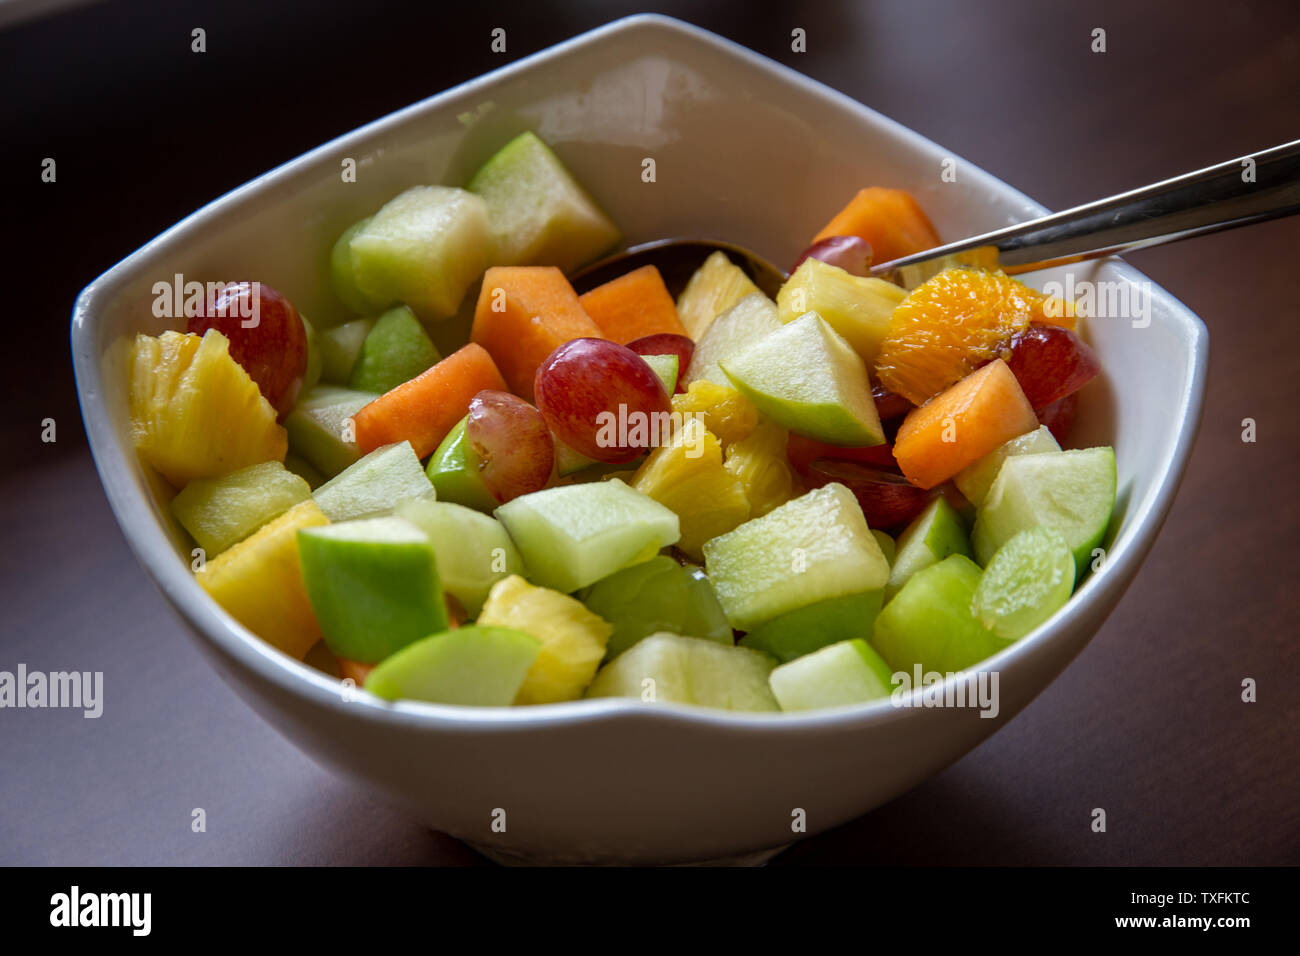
[534,338,671,463]
[466,390,555,503]
[626,333,695,392]
[1005,324,1100,409]
[872,385,913,422]
[1035,391,1079,444]
[806,459,932,530]
[187,281,308,418]
[791,235,873,276]
[786,433,898,478]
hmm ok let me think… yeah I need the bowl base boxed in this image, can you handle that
[463,839,793,867]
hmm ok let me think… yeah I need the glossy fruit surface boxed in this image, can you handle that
[626,333,695,391]
[466,390,554,503]
[790,235,873,276]
[806,460,932,530]
[1005,324,1100,408]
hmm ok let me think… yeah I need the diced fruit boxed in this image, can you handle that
[186,281,309,418]
[627,333,694,392]
[330,217,384,315]
[812,187,941,265]
[584,633,779,712]
[1005,324,1101,409]
[775,258,906,367]
[872,554,1002,673]
[875,268,1069,405]
[470,265,604,399]
[477,575,613,704]
[297,515,447,663]
[348,305,441,394]
[675,250,761,339]
[311,440,433,522]
[581,556,732,661]
[394,498,525,616]
[494,479,680,593]
[466,130,620,272]
[364,626,541,706]
[338,658,374,685]
[973,527,1075,641]
[740,591,882,663]
[723,422,796,518]
[971,446,1117,574]
[873,386,914,422]
[790,235,873,276]
[671,380,758,445]
[885,496,971,601]
[786,433,896,478]
[284,385,376,479]
[640,353,679,395]
[424,415,497,512]
[871,529,896,565]
[171,460,311,556]
[703,484,890,630]
[721,313,884,447]
[465,390,555,503]
[553,438,602,477]
[630,417,750,560]
[892,245,1002,290]
[954,424,1061,507]
[806,460,931,530]
[352,342,508,458]
[768,639,895,711]
[300,315,322,395]
[893,359,1038,489]
[348,186,491,320]
[129,330,287,487]
[534,338,670,463]
[1036,392,1079,444]
[196,499,327,659]
[319,317,376,384]
[284,452,325,489]
[578,265,688,344]
[685,292,782,388]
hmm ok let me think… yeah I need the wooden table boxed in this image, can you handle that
[2,0,1296,865]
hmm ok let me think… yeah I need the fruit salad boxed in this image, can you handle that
[125,130,1116,714]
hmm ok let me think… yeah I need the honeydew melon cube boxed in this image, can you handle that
[872,554,1002,673]
[348,305,441,394]
[364,626,541,706]
[954,425,1061,507]
[685,292,782,388]
[739,590,882,663]
[768,639,895,711]
[584,633,779,712]
[320,317,376,384]
[284,385,378,478]
[885,496,971,602]
[312,440,433,522]
[171,460,311,556]
[395,498,526,616]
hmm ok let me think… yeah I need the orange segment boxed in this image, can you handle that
[875,268,1073,406]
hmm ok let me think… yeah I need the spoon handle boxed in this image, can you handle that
[874,139,1300,279]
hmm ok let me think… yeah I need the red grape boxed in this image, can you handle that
[1035,392,1079,445]
[534,338,671,463]
[187,281,307,419]
[872,385,913,422]
[806,460,932,530]
[466,390,555,503]
[626,333,695,392]
[1005,324,1100,409]
[786,433,898,478]
[791,235,873,276]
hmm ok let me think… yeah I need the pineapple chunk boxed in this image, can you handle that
[129,330,287,487]
[775,258,906,367]
[476,575,612,704]
[631,417,750,560]
[196,499,328,659]
[670,380,758,446]
[724,422,797,518]
[675,250,761,339]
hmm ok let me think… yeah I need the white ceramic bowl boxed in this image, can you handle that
[71,15,1207,865]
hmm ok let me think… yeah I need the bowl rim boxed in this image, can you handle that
[70,13,1208,734]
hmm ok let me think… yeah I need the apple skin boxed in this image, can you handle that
[187,281,308,419]
[1035,392,1079,444]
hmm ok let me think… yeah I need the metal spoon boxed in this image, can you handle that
[570,139,1300,294]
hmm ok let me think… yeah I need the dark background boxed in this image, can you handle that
[2,0,1297,865]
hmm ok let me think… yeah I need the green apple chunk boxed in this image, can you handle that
[300,314,322,394]
[584,633,779,712]
[364,625,541,706]
[580,555,732,661]
[283,452,325,490]
[641,353,678,395]
[395,498,526,616]
[775,258,906,367]
[973,527,1075,641]
[972,446,1117,574]
[466,130,620,272]
[685,292,782,388]
[297,516,449,663]
[720,312,884,446]
[171,461,311,556]
[740,590,882,663]
[330,217,386,315]
[284,385,378,478]
[495,480,680,593]
[425,415,497,512]
[885,496,971,602]
[768,639,895,712]
[348,305,441,394]
[349,186,490,320]
[703,483,889,631]
[872,554,1002,674]
[312,440,434,522]
[954,425,1061,507]
[871,529,896,566]
[320,317,376,384]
